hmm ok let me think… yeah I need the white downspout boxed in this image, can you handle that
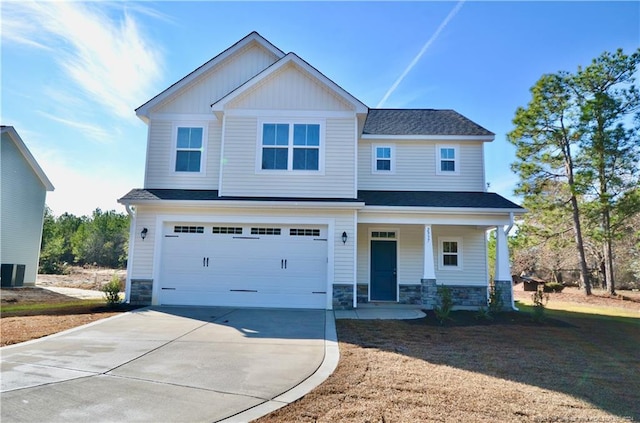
[124,204,136,303]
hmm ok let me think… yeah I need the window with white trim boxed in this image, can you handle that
[439,237,462,270]
[372,145,394,173]
[436,145,459,174]
[260,122,321,171]
[175,127,205,172]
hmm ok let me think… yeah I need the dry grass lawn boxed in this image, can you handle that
[258,300,639,422]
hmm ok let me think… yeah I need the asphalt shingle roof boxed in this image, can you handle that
[357,190,523,209]
[362,109,494,137]
[118,189,361,203]
[119,189,523,210]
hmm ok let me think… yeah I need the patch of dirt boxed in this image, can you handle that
[1,287,89,305]
[36,266,126,291]
[514,284,640,312]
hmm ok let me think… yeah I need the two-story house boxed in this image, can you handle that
[118,32,524,310]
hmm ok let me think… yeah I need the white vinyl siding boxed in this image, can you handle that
[1,133,48,285]
[432,226,487,286]
[358,141,485,191]
[221,116,356,197]
[357,224,423,287]
[228,63,354,111]
[357,224,486,287]
[144,119,221,189]
[154,44,280,114]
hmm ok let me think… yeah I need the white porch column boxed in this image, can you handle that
[494,226,511,281]
[423,225,436,280]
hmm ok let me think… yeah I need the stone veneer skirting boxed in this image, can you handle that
[332,284,354,309]
[129,279,153,305]
[492,280,513,311]
[421,279,488,310]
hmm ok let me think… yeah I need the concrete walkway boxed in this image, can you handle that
[1,307,338,423]
[334,307,426,320]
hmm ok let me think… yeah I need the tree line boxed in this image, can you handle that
[39,207,130,273]
[508,48,640,295]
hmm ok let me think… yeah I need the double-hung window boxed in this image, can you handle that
[372,145,394,173]
[175,127,204,172]
[439,237,462,270]
[261,122,321,171]
[437,145,459,174]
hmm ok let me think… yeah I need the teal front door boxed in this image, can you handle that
[370,240,397,301]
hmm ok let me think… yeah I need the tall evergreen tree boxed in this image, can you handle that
[572,49,640,294]
[508,73,593,295]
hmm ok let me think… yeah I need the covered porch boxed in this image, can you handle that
[355,214,516,311]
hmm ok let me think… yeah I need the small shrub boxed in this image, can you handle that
[488,284,504,314]
[543,282,565,293]
[531,288,549,322]
[475,306,493,321]
[434,285,453,325]
[102,274,123,306]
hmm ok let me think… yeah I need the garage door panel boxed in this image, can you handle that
[159,223,328,308]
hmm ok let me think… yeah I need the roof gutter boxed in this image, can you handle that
[118,199,366,210]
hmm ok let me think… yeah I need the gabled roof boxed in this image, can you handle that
[210,52,368,116]
[362,109,494,138]
[1,126,54,191]
[135,31,285,120]
[358,190,523,211]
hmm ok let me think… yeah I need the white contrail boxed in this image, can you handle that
[376,0,465,108]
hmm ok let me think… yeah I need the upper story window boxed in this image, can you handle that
[436,145,459,175]
[439,237,462,270]
[372,145,394,173]
[175,126,205,173]
[260,122,321,172]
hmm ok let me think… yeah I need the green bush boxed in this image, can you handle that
[543,282,565,293]
[531,289,549,322]
[434,285,453,325]
[488,284,504,314]
[102,275,123,306]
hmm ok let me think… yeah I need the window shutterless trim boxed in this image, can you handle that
[171,122,208,176]
[371,144,395,174]
[436,144,459,175]
[256,119,325,174]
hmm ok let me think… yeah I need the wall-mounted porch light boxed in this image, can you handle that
[141,227,148,240]
[342,231,348,244]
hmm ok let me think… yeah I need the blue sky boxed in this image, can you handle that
[2,1,638,217]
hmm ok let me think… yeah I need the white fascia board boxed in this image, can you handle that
[357,212,514,226]
[211,53,368,115]
[136,32,285,120]
[360,134,495,142]
[118,199,365,210]
[2,126,55,191]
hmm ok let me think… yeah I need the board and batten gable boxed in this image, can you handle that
[358,139,486,191]
[1,131,50,285]
[152,42,281,115]
[218,63,358,198]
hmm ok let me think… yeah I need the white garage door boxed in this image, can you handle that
[158,223,328,308]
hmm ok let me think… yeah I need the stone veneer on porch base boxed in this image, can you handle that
[492,280,514,311]
[421,279,489,310]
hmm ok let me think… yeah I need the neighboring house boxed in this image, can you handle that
[118,32,524,310]
[1,126,54,287]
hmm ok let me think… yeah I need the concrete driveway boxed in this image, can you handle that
[1,307,338,423]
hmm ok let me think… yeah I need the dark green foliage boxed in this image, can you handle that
[434,285,453,325]
[39,207,130,273]
[102,274,123,306]
[488,284,504,313]
[531,289,549,322]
